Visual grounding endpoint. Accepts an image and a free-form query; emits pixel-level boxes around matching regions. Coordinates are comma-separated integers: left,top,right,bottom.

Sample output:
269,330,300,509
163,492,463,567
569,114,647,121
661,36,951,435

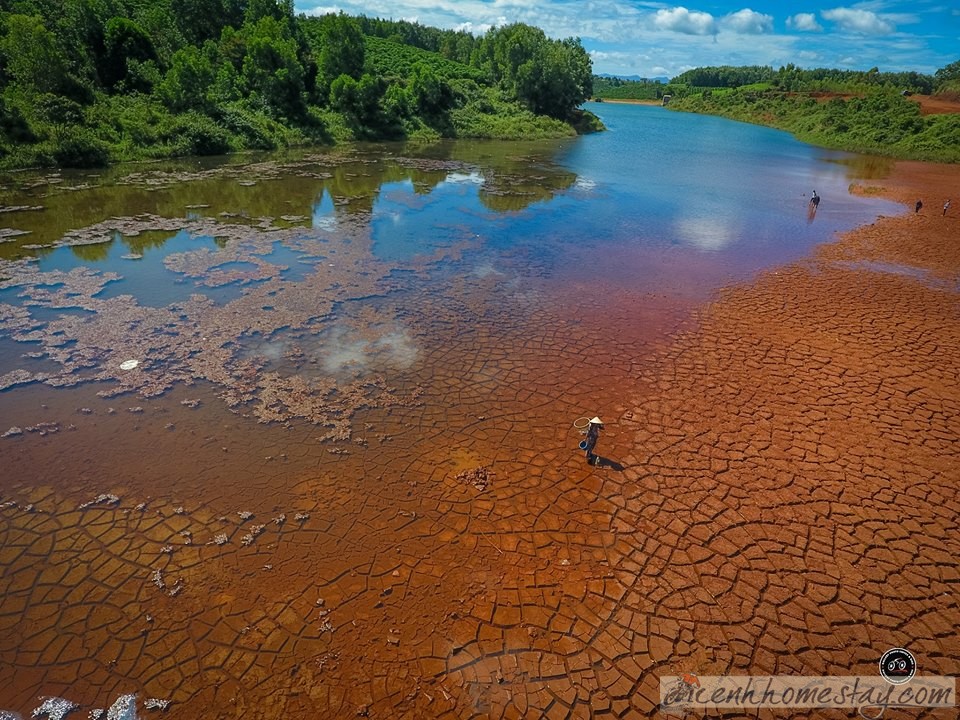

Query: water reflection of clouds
320,325,418,376
674,215,738,251
471,260,504,278
312,191,337,231
441,171,485,186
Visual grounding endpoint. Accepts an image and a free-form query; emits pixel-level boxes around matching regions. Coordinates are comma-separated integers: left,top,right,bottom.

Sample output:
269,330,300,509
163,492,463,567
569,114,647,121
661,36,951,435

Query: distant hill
592,75,677,101
596,73,670,84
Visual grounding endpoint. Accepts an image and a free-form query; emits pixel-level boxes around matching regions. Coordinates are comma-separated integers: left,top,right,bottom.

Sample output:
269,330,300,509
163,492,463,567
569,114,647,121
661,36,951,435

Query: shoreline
604,157,960,707
591,98,663,106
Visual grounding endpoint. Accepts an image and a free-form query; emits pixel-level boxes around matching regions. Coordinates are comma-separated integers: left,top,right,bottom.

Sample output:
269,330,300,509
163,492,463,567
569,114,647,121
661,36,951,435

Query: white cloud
456,20,494,33
652,7,717,36
304,5,342,16
293,1,946,77
787,13,823,32
821,8,895,35
722,9,773,34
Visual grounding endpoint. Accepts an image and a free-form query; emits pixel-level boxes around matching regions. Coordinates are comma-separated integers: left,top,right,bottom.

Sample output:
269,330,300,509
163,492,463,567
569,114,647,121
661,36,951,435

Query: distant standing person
945,199,951,216
915,199,923,213
584,417,603,466
810,190,820,209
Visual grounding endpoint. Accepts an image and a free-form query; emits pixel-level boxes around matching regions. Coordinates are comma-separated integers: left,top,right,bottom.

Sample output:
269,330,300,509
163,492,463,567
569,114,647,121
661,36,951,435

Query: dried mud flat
1,159,959,719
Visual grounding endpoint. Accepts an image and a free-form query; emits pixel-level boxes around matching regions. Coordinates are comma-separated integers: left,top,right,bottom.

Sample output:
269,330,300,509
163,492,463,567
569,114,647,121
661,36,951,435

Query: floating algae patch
0,204,444,433
261,242,321,282
38,229,234,308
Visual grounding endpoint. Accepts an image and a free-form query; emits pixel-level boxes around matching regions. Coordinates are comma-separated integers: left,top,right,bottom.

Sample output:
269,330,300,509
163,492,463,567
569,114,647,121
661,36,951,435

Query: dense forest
592,61,960,162
0,0,599,169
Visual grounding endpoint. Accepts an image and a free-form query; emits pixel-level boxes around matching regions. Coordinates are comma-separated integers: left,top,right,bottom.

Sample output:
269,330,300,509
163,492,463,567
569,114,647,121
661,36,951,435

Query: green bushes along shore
593,62,960,163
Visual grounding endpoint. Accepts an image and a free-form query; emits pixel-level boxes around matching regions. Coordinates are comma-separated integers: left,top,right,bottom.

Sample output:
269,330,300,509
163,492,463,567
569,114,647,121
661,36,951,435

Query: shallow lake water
0,104,903,717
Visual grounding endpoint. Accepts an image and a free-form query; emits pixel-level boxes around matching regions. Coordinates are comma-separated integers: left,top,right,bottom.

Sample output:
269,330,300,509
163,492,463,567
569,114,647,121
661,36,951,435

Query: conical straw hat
590,417,603,425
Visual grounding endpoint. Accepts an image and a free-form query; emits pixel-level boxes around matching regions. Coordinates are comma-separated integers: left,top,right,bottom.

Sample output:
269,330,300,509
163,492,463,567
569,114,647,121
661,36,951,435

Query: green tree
169,0,239,46
316,14,364,94
245,0,294,26
382,81,411,124
329,72,387,134
935,60,960,92
36,92,83,139
159,45,216,111
0,94,36,146
102,16,158,89
410,62,452,115
356,73,385,123
241,16,304,116
0,14,72,95
329,72,360,115
481,23,591,119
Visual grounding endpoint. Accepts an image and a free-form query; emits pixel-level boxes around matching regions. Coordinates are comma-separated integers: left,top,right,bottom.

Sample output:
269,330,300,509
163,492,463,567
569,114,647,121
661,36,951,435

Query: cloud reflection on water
320,325,419,376
673,214,740,251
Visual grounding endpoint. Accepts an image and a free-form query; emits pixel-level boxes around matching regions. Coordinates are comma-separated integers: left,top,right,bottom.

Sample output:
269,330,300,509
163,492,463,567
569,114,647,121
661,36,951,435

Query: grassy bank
668,86,960,163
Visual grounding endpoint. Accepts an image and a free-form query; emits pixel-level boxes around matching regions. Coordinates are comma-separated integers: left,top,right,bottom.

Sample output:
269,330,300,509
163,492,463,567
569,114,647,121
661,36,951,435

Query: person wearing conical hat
584,417,603,466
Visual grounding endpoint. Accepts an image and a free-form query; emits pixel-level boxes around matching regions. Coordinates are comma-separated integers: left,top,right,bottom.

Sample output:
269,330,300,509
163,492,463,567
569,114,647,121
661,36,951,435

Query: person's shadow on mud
592,455,625,472
578,417,626,472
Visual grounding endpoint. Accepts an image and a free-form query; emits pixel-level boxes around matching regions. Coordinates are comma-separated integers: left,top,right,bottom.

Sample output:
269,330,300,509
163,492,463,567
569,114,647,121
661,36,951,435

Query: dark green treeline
0,0,599,169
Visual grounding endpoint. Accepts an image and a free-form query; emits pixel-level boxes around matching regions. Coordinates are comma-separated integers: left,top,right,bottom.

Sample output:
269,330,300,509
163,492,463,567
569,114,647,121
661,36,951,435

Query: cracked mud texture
1,157,959,719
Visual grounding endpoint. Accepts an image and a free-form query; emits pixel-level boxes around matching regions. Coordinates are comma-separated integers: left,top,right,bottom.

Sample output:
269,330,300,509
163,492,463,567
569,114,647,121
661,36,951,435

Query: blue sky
294,1,960,79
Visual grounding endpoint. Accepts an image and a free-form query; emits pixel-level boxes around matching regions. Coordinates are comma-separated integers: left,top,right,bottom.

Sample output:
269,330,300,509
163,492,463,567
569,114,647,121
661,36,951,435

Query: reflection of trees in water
2,141,580,260
68,240,111,263
827,153,895,180
315,144,577,217
59,230,196,262
478,169,577,212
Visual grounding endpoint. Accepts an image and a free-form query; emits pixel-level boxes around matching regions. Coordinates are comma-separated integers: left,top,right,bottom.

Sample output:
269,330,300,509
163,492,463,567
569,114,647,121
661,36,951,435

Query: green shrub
451,91,574,139
0,95,38,144
161,112,231,156
217,103,280,149
52,126,110,167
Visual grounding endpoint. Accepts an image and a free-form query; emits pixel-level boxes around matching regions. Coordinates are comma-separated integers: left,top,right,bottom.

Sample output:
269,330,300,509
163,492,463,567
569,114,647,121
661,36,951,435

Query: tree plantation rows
0,0,597,168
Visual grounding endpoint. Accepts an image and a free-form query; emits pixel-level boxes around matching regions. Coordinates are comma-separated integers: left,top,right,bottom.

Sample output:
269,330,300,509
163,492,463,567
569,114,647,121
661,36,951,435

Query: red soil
909,94,960,116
